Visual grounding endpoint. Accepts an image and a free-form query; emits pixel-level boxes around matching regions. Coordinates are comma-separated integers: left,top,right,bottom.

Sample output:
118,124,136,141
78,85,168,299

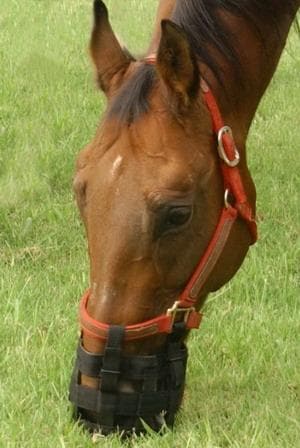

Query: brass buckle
166,301,196,327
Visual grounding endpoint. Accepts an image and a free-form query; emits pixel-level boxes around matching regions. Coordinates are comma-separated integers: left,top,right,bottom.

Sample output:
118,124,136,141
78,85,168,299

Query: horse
69,0,300,435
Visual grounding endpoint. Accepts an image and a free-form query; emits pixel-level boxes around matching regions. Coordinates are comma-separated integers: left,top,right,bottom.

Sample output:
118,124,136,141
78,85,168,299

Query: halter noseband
69,56,257,434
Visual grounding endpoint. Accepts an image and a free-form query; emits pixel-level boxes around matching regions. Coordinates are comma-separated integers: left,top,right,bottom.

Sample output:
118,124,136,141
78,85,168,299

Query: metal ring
224,189,230,208
217,126,240,167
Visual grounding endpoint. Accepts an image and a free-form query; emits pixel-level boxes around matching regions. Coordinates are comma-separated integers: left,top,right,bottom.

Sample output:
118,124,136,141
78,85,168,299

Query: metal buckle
167,301,196,327
217,126,240,167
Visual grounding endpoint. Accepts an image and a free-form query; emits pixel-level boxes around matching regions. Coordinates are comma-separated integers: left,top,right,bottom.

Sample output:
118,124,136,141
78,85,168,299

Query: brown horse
69,0,300,435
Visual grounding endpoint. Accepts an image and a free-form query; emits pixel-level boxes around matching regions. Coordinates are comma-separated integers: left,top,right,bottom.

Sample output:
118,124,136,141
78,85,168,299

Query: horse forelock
107,64,157,125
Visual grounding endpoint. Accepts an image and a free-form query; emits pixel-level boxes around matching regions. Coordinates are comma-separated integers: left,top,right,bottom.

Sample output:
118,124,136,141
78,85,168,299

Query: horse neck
200,3,299,138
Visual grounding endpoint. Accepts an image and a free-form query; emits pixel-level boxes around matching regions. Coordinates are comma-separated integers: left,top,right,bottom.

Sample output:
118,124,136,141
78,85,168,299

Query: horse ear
90,0,133,95
156,20,200,109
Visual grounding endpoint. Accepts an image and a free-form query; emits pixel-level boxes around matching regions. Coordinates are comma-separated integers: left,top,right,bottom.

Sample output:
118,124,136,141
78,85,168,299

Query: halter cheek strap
200,79,257,241
78,64,257,341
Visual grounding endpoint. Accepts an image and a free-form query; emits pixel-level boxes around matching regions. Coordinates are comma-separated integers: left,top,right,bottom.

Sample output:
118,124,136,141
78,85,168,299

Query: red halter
79,58,257,342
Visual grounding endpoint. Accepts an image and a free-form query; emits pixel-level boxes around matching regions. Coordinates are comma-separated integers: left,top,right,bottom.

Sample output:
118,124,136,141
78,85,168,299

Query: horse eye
166,206,192,227
155,205,192,238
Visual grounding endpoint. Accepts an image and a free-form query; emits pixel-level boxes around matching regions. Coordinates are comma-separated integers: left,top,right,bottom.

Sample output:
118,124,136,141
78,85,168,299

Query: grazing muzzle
69,325,188,435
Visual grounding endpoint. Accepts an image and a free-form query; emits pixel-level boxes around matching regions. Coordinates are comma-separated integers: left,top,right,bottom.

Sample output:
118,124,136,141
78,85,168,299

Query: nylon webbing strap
98,325,124,431
73,386,170,415
167,325,187,415
77,343,102,377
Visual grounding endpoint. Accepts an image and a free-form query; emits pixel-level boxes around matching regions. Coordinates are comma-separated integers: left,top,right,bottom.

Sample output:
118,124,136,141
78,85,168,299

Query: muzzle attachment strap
98,325,124,431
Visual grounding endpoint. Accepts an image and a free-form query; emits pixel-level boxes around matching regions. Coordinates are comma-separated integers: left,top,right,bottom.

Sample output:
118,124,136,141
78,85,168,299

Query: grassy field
0,1,299,447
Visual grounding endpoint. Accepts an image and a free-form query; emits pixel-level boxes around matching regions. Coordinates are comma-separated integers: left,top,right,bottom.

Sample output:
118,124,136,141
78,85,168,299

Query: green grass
0,1,299,447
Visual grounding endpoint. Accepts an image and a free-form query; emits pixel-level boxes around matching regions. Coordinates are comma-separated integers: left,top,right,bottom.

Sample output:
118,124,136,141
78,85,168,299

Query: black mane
108,0,298,124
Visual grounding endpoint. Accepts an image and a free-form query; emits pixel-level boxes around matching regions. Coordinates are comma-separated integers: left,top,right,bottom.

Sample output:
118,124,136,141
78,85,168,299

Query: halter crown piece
69,54,257,435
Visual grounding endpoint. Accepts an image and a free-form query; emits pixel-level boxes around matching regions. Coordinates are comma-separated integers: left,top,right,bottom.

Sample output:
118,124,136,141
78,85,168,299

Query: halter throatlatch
69,57,257,434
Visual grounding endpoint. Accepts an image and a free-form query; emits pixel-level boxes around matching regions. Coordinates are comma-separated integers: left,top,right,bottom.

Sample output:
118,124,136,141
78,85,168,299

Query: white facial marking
110,155,123,178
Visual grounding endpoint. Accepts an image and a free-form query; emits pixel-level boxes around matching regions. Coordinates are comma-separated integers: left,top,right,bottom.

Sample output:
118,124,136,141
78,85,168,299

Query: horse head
69,0,298,435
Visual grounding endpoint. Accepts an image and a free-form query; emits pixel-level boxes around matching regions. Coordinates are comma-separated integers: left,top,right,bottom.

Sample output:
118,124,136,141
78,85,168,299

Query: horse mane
108,0,298,124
